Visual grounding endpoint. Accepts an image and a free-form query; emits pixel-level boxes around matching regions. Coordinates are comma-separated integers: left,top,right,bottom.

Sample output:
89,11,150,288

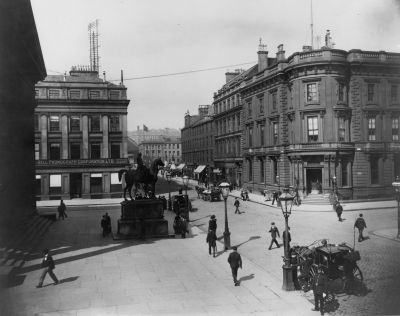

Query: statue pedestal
116,200,170,239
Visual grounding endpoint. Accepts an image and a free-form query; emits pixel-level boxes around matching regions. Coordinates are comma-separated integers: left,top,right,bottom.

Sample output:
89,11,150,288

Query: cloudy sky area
31,0,400,131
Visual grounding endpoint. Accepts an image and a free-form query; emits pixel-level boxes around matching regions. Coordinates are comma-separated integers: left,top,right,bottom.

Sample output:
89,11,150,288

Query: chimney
276,44,285,62
257,38,268,72
225,71,237,83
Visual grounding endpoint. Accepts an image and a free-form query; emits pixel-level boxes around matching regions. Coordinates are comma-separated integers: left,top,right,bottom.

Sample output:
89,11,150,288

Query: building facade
138,136,182,166
34,68,130,200
239,42,400,199
181,105,214,181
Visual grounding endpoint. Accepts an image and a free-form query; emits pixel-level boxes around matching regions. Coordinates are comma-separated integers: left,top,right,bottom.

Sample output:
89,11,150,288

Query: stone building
138,136,181,166
239,38,400,199
0,0,46,227
34,67,130,200
181,105,214,181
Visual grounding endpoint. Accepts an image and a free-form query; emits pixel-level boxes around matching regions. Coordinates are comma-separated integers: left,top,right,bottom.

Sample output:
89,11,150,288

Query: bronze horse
118,158,165,200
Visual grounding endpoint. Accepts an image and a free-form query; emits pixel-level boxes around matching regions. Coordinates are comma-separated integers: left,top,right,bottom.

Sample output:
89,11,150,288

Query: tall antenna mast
88,19,100,72
310,0,314,49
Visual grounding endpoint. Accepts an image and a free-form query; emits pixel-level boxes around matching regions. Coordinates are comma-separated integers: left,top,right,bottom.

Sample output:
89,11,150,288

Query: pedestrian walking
311,265,328,316
354,213,367,242
57,199,68,220
335,203,343,222
208,215,217,233
101,215,107,237
104,212,111,235
272,190,282,206
282,226,291,250
36,249,59,288
180,213,188,238
234,198,241,214
206,229,217,257
268,222,280,250
228,246,242,286
173,215,181,235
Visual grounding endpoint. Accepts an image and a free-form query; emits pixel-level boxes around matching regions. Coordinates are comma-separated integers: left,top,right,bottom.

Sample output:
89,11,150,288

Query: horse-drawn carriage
291,239,363,293
197,186,221,202
172,194,192,216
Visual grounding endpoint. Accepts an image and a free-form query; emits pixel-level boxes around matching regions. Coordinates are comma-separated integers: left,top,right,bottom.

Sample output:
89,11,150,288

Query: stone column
41,174,49,200
81,172,91,198
102,115,109,158
82,115,89,159
62,173,70,199
103,172,111,198
40,114,48,159
61,115,68,159
122,114,128,158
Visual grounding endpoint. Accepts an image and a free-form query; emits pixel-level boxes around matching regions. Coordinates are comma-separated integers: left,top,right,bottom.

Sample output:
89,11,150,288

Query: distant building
127,137,139,164
129,127,180,144
138,136,182,166
181,105,214,182
34,68,130,200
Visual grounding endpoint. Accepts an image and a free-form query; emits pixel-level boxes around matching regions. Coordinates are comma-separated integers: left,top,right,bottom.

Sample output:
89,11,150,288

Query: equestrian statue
118,153,165,201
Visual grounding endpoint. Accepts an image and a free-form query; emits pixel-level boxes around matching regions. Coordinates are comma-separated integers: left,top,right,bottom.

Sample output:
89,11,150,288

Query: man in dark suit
268,222,280,250
354,213,367,242
312,265,328,316
37,249,59,288
227,246,242,286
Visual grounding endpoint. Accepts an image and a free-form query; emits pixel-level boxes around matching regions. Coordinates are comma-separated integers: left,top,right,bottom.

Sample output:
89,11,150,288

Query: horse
118,158,165,200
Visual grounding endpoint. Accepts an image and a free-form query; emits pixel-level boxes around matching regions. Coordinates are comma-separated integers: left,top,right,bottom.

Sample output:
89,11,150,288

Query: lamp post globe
166,172,172,211
219,182,231,250
392,176,400,238
279,187,295,291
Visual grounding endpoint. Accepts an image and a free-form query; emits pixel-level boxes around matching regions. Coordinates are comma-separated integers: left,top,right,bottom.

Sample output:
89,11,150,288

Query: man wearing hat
227,246,242,286
354,213,367,242
208,215,217,233
312,265,328,315
37,249,59,288
268,222,280,250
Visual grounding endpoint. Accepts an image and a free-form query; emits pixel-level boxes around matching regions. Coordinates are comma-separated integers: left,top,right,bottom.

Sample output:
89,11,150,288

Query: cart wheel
353,265,363,281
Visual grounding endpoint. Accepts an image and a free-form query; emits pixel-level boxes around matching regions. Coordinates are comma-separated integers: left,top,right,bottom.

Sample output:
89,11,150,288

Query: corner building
34,68,130,200
240,44,400,200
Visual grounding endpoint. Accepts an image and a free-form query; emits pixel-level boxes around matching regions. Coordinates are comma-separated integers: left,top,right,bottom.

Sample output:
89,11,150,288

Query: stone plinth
116,199,170,239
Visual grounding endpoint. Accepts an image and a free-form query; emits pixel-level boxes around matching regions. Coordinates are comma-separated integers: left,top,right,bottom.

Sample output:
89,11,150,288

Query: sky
31,0,400,131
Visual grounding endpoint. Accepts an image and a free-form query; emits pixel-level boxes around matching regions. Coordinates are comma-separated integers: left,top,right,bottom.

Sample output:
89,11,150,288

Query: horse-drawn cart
291,239,363,293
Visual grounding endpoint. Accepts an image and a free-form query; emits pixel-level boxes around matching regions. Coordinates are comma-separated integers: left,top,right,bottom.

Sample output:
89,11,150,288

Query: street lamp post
183,175,189,221
276,175,280,192
219,182,231,250
392,176,400,239
166,172,172,211
279,187,295,291
332,175,337,195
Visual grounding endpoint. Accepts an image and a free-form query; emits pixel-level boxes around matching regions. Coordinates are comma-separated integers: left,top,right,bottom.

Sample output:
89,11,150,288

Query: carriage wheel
353,265,363,281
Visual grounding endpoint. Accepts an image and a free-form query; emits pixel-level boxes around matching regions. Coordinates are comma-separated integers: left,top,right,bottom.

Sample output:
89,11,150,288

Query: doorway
306,168,322,194
70,173,82,198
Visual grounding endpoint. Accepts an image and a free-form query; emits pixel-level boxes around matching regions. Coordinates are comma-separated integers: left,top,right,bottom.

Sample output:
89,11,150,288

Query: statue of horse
118,158,165,200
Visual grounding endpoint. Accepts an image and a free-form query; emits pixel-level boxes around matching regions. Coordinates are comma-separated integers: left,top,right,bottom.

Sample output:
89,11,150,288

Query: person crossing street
268,222,280,250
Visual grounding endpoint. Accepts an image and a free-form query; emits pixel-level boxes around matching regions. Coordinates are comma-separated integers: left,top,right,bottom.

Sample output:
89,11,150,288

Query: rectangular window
35,143,40,160
69,90,81,99
391,85,398,103
111,143,120,158
307,116,319,142
109,115,120,132
90,143,101,159
49,115,60,132
109,90,120,100
260,125,265,146
249,127,253,147
368,117,376,141
272,91,277,110
370,156,379,184
35,89,39,97
392,117,399,141
89,90,101,99
367,84,374,102
49,143,60,160
260,159,264,183
247,102,252,117
273,159,278,183
248,159,253,181
342,160,348,187
110,173,121,193
34,114,39,131
48,89,60,99
49,174,62,195
306,83,318,102
273,123,279,145
338,117,345,142
70,115,80,132
259,98,264,113
90,116,101,131
338,83,345,102
70,143,81,159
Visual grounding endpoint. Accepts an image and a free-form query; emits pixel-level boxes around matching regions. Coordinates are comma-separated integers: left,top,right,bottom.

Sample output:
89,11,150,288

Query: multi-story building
239,36,400,199
138,136,181,166
181,105,214,181
213,69,258,187
34,67,130,200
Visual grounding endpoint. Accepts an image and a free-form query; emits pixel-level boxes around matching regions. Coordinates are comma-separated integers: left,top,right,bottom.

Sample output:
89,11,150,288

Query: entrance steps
0,214,54,287
301,193,331,205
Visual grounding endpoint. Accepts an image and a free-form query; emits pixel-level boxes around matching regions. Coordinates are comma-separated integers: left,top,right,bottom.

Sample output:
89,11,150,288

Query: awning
176,163,186,170
213,168,222,174
194,165,206,173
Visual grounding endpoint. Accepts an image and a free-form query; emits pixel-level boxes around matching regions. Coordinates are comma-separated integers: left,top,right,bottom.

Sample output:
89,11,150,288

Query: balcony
287,142,354,152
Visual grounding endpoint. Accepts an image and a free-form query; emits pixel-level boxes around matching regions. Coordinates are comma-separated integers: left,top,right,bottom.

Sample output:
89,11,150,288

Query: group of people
173,213,189,238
